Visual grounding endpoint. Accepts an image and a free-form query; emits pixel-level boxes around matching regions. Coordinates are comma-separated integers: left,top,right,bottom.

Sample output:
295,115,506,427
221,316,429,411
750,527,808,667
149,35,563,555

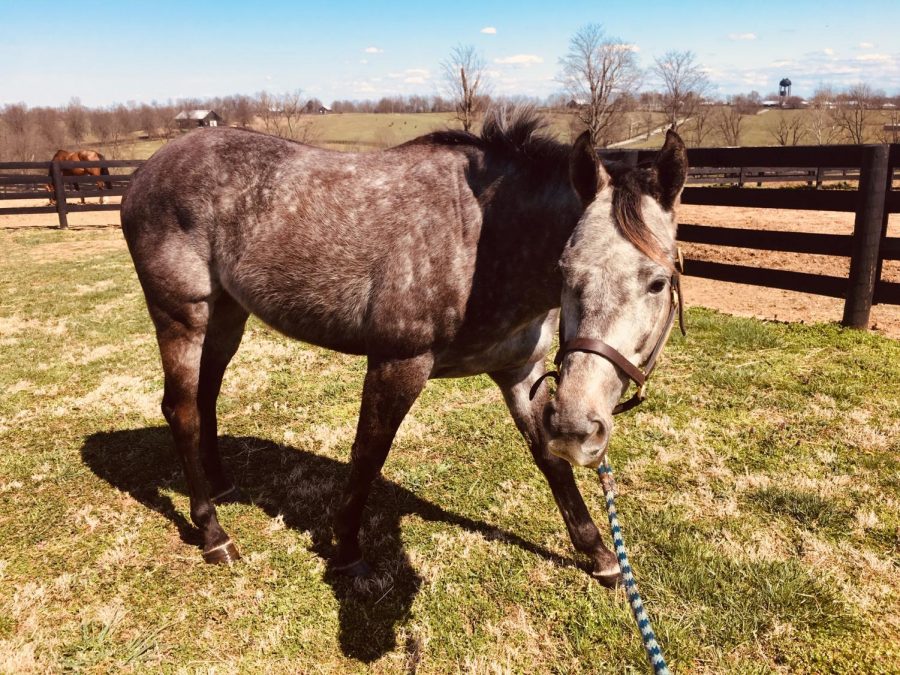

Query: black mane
411,106,569,164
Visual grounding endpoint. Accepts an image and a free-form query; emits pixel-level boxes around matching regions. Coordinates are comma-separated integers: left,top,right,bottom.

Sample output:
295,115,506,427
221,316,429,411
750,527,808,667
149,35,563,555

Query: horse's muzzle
543,401,611,468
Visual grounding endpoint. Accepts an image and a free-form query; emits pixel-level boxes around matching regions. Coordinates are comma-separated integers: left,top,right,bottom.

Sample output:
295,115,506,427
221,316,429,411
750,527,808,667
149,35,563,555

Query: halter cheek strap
529,269,685,415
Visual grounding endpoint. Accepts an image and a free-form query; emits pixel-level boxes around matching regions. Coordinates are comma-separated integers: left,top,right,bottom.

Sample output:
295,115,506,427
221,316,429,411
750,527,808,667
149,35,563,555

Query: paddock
1,141,899,671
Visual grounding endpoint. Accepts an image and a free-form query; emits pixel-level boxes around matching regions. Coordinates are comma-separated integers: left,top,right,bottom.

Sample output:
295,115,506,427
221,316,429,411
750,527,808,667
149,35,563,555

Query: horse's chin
547,438,607,469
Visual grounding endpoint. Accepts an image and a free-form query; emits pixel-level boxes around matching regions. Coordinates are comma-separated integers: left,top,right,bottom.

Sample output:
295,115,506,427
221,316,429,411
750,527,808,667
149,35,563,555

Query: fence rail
0,159,142,227
603,143,900,328
2,144,899,328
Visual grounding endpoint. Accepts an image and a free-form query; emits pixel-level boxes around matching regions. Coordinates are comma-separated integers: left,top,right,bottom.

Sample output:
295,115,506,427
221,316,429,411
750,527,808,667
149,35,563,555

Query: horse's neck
475,167,580,314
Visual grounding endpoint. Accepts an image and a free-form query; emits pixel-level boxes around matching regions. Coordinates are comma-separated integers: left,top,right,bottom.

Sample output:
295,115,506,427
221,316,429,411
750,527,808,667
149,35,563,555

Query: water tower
779,78,792,107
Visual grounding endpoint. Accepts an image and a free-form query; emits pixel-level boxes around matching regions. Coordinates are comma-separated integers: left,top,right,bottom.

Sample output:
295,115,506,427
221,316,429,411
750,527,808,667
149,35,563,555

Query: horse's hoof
592,560,623,589
332,558,374,578
211,485,243,505
202,539,241,564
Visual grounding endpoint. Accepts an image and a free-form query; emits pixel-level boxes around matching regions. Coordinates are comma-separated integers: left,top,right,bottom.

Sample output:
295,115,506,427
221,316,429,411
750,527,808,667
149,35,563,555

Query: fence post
842,144,889,328
50,161,68,229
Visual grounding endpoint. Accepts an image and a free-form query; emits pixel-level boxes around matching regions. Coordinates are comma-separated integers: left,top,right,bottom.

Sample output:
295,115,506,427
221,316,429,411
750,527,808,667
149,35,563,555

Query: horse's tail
97,152,113,191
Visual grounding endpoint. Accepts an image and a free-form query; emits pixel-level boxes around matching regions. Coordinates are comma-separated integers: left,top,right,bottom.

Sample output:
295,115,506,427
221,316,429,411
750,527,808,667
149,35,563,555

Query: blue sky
2,0,898,107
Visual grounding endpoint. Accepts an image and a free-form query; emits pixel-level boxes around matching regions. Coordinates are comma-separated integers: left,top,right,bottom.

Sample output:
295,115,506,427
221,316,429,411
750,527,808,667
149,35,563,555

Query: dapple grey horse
121,109,687,586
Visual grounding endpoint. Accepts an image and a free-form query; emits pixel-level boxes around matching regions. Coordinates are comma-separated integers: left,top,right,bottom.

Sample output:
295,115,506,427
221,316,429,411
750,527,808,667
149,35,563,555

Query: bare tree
830,83,875,144
653,50,710,131
683,103,714,147
232,95,254,127
806,87,838,144
280,89,305,138
64,97,89,145
255,91,280,135
1,104,37,159
558,24,641,147
715,105,744,146
89,109,113,146
883,108,900,144
32,107,66,154
442,45,487,132
769,111,806,146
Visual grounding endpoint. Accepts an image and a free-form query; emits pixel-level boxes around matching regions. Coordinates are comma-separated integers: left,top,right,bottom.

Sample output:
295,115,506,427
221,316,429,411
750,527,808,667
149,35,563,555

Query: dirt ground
2,198,899,339
678,205,900,339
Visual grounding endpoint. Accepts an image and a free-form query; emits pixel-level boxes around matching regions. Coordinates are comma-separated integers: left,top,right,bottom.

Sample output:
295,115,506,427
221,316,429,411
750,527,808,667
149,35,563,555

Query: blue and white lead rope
597,460,671,675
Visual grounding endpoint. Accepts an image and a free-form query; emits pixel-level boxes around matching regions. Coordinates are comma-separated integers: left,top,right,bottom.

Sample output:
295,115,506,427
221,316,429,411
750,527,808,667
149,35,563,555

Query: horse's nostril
593,418,610,448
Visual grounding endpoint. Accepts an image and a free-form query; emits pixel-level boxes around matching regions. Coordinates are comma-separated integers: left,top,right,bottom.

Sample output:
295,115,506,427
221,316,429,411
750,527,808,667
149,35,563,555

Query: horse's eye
648,278,667,295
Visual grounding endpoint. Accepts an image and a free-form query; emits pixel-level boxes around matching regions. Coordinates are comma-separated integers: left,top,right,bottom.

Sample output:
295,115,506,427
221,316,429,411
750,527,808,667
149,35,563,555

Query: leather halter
530,259,686,415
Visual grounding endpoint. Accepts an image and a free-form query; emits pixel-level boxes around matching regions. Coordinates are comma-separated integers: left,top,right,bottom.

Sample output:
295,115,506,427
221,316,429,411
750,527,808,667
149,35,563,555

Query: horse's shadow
80,428,579,663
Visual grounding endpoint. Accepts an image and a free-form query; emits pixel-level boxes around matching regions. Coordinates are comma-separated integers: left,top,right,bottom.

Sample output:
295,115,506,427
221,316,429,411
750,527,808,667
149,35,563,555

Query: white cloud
363,46,383,54
494,54,543,66
351,80,377,93
612,43,640,52
480,26,497,35
728,32,757,41
859,42,875,49
855,53,891,63
823,48,835,56
387,68,432,85
359,59,368,65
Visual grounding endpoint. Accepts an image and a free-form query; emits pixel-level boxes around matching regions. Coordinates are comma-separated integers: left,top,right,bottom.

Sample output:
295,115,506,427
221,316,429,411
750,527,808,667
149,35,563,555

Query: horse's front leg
491,360,622,586
333,352,433,575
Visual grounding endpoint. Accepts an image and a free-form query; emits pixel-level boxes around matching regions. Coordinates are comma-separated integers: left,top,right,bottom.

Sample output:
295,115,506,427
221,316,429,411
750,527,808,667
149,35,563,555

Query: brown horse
121,108,687,588
48,149,113,204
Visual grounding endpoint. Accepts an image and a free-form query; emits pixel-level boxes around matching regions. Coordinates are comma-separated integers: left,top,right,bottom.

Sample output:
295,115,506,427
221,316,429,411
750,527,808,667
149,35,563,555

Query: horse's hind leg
491,361,622,587
198,292,249,503
151,294,240,564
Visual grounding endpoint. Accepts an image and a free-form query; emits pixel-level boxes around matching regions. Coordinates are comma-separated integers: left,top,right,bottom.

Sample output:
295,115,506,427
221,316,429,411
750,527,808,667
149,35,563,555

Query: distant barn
175,110,224,130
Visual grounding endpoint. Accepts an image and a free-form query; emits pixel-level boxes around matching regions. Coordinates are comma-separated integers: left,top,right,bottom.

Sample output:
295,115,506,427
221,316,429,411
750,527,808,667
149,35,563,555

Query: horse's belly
220,264,371,354
432,312,557,378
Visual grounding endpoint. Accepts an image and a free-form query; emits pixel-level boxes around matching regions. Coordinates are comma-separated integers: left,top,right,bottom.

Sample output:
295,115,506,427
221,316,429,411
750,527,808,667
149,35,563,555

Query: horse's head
543,130,688,468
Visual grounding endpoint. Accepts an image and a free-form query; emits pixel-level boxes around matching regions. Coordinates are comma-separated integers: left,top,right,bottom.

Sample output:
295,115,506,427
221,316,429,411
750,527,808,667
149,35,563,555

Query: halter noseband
530,258,686,415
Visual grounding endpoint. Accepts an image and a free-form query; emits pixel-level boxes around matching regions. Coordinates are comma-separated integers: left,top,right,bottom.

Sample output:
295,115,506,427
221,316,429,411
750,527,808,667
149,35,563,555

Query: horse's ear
569,131,609,205
655,129,688,211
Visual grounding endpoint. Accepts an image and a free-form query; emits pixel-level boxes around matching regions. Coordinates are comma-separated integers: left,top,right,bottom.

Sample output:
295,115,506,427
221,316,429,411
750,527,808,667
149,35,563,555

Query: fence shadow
80,428,577,663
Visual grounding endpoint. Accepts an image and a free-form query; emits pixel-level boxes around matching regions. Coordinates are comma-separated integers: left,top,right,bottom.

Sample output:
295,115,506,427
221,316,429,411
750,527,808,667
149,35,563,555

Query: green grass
98,110,666,160
623,107,900,149
1,227,898,673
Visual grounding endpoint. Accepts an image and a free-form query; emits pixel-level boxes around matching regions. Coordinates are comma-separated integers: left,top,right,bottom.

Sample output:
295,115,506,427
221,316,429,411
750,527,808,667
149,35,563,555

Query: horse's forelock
611,168,675,271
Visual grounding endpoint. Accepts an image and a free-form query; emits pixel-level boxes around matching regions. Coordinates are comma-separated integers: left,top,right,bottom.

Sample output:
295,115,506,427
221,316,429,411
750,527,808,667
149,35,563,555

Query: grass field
89,107,898,161
94,110,668,159
1,226,898,673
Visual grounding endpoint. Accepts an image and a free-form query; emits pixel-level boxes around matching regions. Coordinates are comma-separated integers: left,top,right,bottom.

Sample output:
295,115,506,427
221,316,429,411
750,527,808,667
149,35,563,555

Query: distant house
761,99,780,108
318,105,332,115
566,98,586,109
175,110,224,130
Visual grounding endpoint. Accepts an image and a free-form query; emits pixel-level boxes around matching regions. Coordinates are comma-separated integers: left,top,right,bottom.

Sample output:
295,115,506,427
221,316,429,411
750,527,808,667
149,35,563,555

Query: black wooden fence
2,145,899,328
0,159,142,229
602,144,900,328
